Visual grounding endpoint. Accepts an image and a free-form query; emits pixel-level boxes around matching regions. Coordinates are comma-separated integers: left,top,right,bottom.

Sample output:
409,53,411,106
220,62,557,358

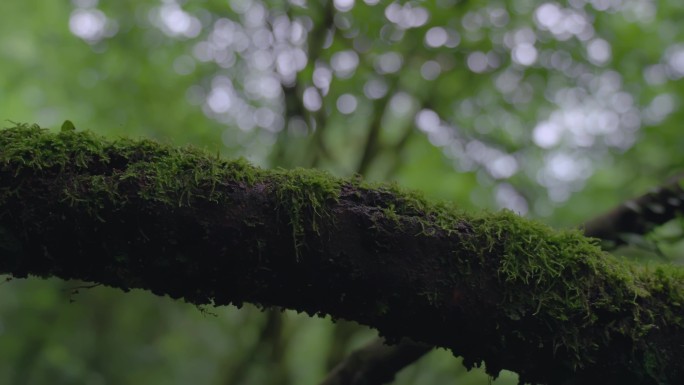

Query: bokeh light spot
336,94,358,114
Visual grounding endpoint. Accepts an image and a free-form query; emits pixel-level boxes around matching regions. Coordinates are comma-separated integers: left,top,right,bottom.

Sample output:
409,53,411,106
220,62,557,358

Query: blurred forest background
1,0,684,384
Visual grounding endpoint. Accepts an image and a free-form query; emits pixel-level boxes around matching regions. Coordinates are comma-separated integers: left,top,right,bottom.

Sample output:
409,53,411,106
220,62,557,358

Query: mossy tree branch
1,124,683,384
326,173,684,385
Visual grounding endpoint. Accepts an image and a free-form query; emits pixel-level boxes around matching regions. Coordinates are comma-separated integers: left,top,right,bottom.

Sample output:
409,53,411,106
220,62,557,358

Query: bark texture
1,124,683,384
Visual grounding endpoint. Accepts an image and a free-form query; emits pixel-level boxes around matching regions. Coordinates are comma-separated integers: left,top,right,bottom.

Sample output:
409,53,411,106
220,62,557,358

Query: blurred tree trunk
1,124,682,385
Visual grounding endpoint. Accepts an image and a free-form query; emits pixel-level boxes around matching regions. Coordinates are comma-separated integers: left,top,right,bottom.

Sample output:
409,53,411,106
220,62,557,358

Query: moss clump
0,123,106,172
457,209,683,382
0,123,263,211
271,167,342,260
349,179,468,237
0,123,342,261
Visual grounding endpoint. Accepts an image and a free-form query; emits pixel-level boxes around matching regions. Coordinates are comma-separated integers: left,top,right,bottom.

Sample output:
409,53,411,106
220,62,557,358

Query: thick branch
330,174,684,385
1,124,683,384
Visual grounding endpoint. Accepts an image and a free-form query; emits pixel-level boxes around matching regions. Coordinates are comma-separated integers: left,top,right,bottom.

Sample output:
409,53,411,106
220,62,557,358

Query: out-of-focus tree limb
583,173,684,246
319,338,431,385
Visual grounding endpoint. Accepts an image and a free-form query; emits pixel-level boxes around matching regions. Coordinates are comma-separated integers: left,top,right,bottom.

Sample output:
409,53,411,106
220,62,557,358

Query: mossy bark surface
1,124,683,384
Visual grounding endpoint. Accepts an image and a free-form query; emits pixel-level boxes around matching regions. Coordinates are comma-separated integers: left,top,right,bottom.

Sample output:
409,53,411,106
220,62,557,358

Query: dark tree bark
1,124,683,385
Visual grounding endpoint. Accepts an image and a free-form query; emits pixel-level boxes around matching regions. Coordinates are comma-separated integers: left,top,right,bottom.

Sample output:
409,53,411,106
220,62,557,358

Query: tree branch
583,173,684,246
319,338,431,385
1,124,683,385
325,173,684,385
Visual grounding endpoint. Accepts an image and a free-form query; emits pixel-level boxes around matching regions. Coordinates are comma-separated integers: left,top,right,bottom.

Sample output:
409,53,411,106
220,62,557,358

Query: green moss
325,178,683,379
354,180,466,237
0,123,106,172
457,209,684,379
60,120,76,132
270,167,341,260
0,123,343,261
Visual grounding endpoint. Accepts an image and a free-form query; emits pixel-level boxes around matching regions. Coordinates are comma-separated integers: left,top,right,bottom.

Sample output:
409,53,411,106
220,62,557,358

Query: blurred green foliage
1,0,684,383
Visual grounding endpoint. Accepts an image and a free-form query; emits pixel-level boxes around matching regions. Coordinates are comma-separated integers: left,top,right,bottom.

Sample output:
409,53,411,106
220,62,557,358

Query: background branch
583,173,684,246
319,338,431,385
